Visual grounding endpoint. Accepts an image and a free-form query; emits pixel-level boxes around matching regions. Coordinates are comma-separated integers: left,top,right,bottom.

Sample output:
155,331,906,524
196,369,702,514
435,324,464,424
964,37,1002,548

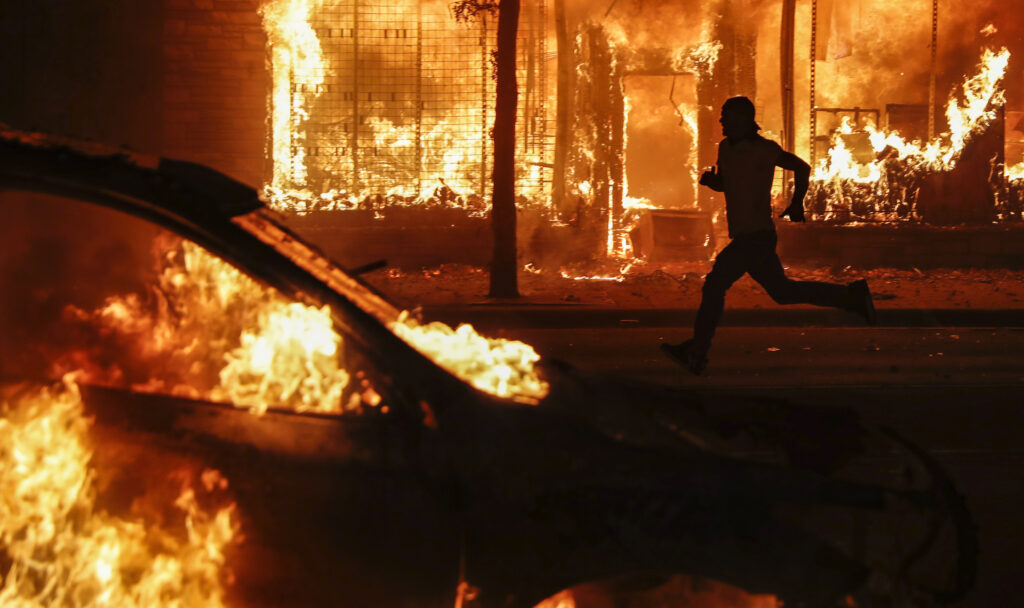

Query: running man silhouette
661,96,875,375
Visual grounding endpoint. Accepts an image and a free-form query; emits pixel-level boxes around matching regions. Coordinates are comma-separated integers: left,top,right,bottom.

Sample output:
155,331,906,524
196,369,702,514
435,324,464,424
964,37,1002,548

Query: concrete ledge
777,223,1024,269
285,210,1024,270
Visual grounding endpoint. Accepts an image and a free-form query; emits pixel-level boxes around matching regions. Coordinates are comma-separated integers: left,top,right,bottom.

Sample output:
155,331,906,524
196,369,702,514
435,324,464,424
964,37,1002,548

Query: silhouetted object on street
662,97,876,375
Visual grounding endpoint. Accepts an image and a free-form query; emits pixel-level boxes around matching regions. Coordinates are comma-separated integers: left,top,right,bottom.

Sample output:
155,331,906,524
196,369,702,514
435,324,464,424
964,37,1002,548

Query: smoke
938,0,1024,103
0,191,165,381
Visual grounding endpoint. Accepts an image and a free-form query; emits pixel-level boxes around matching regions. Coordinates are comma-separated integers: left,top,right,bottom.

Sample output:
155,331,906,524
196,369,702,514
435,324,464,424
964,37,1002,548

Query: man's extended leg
749,244,876,323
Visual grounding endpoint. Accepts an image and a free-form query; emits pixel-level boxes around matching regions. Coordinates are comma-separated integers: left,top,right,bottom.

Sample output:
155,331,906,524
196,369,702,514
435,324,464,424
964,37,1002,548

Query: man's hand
779,201,805,222
699,166,723,192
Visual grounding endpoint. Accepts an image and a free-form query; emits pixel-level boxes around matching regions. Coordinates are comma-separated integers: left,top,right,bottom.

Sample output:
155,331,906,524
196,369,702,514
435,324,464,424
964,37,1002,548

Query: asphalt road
499,326,1024,388
493,325,1024,608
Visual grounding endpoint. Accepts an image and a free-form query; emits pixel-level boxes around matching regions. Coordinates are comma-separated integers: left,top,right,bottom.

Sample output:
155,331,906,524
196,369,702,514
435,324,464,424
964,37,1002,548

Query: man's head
720,96,760,139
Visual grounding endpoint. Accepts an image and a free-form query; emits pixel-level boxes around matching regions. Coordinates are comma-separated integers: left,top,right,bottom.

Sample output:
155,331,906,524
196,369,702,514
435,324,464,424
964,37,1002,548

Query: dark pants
693,230,850,352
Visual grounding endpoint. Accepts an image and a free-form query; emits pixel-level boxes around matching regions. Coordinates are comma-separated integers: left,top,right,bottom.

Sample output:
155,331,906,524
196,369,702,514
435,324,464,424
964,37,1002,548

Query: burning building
262,0,554,212
243,0,1024,268
4,0,1022,269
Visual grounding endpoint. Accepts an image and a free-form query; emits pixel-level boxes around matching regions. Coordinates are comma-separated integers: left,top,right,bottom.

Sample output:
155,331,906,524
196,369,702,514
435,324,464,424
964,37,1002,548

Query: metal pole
352,0,360,194
481,15,489,200
415,0,423,194
809,0,818,170
928,0,938,139
781,0,796,200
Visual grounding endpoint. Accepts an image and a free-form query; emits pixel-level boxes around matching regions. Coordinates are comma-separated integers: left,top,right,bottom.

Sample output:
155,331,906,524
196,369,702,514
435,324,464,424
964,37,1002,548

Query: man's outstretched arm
775,151,810,222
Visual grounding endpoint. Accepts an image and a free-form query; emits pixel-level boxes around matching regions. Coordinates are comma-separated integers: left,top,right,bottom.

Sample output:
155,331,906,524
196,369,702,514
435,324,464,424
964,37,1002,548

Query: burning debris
809,47,1013,222
0,378,236,606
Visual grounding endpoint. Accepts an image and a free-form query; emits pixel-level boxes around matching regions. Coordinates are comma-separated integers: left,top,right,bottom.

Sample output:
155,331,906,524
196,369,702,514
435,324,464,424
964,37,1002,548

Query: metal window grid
280,0,553,204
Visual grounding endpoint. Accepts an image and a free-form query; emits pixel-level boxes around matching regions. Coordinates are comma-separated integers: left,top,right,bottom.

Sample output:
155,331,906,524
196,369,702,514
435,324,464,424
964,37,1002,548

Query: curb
420,307,1024,329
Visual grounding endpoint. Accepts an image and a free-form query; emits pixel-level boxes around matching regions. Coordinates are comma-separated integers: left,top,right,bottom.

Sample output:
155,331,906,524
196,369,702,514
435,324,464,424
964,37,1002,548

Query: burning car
0,127,974,608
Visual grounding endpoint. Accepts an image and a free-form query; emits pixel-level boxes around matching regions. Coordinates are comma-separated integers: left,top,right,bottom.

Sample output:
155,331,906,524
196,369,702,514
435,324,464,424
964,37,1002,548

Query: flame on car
391,310,548,404
0,376,236,606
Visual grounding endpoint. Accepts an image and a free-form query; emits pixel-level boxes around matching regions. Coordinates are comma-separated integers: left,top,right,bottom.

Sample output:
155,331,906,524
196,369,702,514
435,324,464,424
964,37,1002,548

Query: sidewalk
363,262,1024,328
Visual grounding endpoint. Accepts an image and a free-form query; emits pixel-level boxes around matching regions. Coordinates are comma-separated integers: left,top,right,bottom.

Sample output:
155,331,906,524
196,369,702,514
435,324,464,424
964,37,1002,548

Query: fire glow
392,310,549,404
61,240,355,416
0,378,235,606
260,0,551,213
60,237,548,409
810,47,1012,220
259,0,1023,280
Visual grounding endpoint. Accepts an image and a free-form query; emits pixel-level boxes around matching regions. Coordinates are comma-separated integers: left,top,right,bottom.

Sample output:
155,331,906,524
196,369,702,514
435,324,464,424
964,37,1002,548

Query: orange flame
61,240,355,415
260,0,551,214
261,0,325,198
1007,161,1024,182
0,377,236,606
812,48,1011,219
391,311,548,404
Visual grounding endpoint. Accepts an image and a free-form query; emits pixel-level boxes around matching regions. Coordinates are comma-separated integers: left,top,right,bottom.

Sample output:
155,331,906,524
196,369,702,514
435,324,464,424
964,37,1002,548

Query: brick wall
0,3,163,152
163,0,268,187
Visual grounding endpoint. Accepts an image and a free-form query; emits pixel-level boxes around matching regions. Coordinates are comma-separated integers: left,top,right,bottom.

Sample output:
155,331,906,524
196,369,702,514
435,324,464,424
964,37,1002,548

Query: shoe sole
660,343,708,376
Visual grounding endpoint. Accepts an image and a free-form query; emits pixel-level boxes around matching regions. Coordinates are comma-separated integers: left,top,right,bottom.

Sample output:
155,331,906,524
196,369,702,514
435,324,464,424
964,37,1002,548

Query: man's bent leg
750,248,848,308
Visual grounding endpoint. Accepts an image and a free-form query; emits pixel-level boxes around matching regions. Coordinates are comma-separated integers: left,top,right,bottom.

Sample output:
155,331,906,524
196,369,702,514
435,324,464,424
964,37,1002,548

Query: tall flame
811,48,1011,219
261,0,325,194
0,378,236,606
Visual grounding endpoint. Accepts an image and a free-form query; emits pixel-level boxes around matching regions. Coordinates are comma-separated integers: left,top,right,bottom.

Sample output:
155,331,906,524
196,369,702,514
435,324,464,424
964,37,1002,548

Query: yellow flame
64,234,550,412
671,40,723,74
261,0,325,193
260,0,551,214
63,240,354,415
1007,161,1024,182
813,48,1011,218
391,311,548,404
214,302,350,415
559,261,635,283
0,378,236,606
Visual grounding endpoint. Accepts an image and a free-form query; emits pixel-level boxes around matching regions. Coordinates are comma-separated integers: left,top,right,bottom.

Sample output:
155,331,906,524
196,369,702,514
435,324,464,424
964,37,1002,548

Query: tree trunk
552,0,571,218
489,0,520,298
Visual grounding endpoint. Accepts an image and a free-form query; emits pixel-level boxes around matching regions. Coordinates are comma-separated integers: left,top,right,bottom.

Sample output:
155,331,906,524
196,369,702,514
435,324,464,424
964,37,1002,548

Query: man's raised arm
775,151,810,222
